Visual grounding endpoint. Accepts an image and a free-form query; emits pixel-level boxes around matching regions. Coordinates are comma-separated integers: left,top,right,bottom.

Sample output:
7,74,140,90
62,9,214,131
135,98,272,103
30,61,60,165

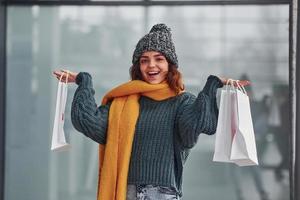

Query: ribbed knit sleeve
176,75,224,149
71,72,110,144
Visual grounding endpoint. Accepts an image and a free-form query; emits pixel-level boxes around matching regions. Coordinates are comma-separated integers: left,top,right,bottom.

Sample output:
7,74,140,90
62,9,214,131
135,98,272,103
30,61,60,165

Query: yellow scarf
97,80,181,200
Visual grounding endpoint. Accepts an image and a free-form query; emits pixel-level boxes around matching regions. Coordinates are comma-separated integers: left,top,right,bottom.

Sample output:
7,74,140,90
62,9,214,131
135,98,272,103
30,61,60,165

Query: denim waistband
126,184,180,200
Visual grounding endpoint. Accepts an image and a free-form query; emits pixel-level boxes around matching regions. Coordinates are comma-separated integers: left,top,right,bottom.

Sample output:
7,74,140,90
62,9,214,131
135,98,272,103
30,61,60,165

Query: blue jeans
126,184,180,200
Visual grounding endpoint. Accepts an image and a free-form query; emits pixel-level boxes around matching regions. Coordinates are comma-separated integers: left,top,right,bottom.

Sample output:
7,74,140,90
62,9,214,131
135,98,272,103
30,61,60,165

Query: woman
53,23,250,200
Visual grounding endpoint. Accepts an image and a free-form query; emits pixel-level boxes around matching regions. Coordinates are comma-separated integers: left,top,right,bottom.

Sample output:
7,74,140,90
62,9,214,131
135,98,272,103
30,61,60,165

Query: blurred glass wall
5,5,289,200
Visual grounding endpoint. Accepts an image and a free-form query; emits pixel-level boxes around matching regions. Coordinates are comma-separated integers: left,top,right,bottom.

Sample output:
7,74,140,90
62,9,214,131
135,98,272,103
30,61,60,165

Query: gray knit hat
132,23,178,68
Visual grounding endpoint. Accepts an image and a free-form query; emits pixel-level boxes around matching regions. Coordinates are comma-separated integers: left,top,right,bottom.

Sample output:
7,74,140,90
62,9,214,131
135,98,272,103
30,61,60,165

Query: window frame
0,1,297,200
0,0,6,199
2,0,291,6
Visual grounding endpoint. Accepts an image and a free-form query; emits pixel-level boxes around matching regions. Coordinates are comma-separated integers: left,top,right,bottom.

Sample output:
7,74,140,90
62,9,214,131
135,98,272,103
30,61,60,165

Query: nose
149,59,156,68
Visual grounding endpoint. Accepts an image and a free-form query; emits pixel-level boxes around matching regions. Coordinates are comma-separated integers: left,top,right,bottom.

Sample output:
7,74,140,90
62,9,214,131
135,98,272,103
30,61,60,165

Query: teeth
148,72,159,75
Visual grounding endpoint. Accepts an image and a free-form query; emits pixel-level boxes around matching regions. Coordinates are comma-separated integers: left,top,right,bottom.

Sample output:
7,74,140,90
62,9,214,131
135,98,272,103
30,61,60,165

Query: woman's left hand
218,77,251,87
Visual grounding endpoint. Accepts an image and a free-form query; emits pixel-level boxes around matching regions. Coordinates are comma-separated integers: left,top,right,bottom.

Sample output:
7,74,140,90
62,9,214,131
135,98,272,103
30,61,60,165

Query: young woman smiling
53,23,250,200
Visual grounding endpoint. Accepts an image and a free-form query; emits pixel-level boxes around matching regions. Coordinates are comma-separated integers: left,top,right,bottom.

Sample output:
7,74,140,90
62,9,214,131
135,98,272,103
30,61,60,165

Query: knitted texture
132,23,179,67
71,72,224,197
98,80,182,200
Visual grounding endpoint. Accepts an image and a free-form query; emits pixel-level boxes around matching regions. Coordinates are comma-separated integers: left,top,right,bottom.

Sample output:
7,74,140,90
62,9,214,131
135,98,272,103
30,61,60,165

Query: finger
236,80,249,86
241,80,250,86
54,71,63,76
54,69,63,73
54,72,61,77
60,70,67,76
55,73,61,78
61,69,70,74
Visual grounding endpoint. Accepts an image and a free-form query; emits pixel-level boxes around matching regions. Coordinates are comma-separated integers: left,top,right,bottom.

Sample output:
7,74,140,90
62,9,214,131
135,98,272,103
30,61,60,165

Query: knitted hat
132,23,178,68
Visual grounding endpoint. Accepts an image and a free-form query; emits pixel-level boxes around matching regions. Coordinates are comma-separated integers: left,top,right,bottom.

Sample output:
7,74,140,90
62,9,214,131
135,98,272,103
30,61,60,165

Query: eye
156,57,165,61
140,59,148,64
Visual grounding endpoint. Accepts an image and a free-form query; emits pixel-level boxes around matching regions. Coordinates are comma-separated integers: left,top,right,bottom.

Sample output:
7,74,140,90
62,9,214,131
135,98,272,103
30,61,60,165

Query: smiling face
139,51,169,84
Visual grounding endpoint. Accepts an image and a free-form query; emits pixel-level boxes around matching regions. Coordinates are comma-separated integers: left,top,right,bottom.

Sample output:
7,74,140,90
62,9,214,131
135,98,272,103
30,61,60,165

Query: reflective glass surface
6,5,289,200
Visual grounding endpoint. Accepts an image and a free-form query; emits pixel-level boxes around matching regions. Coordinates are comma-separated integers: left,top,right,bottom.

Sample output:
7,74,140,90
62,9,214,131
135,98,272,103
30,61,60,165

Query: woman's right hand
53,69,78,83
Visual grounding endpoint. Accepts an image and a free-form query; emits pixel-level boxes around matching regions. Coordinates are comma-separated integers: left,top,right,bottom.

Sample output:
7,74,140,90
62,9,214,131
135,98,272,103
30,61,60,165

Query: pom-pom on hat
132,23,178,68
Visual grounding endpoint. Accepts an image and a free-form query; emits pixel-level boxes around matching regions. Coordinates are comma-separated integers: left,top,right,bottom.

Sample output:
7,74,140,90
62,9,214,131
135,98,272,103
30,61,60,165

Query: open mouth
147,71,160,78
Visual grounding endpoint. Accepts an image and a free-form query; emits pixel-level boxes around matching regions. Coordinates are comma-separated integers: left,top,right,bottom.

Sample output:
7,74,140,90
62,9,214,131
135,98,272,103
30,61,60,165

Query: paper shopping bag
213,80,235,163
51,72,71,151
230,83,259,166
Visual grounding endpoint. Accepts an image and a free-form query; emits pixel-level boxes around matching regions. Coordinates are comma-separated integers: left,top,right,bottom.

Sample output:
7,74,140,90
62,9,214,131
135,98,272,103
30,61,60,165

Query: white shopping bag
230,82,259,166
213,80,258,166
51,72,71,151
213,80,235,163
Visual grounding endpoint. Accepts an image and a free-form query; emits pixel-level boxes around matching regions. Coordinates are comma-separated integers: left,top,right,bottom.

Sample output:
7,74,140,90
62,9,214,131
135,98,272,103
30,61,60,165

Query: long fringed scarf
97,80,182,200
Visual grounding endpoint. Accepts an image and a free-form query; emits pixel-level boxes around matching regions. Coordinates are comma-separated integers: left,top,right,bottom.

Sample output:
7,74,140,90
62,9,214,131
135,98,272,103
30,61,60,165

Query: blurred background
3,2,289,200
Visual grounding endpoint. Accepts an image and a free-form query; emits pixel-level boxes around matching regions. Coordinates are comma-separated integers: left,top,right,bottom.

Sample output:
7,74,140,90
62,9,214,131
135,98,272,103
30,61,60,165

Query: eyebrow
140,53,164,58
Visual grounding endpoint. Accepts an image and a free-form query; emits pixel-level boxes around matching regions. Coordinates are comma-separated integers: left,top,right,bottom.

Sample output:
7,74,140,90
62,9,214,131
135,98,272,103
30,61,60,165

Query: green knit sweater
71,72,224,197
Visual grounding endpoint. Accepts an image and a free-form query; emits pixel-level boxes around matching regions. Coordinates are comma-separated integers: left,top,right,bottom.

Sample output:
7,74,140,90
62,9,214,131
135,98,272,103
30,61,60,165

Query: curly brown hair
129,62,185,95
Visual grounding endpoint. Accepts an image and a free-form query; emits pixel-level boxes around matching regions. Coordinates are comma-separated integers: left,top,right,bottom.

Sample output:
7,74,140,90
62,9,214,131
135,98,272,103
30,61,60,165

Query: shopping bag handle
224,79,248,95
225,78,235,91
235,80,247,95
59,71,70,84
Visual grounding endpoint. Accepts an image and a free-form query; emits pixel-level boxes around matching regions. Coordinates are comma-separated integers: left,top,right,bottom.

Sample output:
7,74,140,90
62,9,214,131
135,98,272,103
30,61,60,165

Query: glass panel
6,6,144,200
6,4,289,200
148,5,289,200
